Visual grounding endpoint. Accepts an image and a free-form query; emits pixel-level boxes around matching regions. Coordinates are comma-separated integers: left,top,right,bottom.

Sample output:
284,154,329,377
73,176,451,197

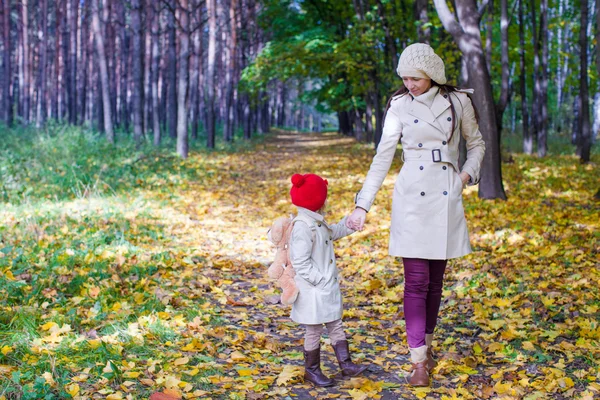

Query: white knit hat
397,43,447,85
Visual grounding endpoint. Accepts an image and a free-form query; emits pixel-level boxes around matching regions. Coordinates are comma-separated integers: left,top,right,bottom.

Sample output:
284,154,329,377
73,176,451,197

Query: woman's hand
459,171,471,187
346,207,367,231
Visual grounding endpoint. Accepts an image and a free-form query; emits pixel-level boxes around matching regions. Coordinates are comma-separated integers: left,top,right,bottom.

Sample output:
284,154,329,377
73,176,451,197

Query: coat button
418,143,423,147
442,140,447,145
443,94,448,98
443,166,447,170
325,240,329,244
443,191,448,195
329,236,332,240
447,117,452,121
420,192,425,196
330,259,333,264
419,166,424,170
414,119,418,123
317,223,321,227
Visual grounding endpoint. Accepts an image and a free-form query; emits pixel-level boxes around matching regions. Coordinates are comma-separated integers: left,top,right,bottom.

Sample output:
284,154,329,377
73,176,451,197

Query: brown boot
408,346,429,387
332,340,368,377
408,361,430,387
425,334,437,372
304,348,334,387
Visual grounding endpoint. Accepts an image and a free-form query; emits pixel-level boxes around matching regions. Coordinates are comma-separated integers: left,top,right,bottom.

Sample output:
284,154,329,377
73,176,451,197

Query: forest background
0,0,599,399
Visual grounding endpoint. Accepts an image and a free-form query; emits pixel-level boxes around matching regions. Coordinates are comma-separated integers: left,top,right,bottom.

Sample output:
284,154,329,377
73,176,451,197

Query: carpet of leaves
0,130,599,399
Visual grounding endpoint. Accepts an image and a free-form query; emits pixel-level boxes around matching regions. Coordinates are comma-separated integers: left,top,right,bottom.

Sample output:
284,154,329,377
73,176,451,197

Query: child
287,173,367,387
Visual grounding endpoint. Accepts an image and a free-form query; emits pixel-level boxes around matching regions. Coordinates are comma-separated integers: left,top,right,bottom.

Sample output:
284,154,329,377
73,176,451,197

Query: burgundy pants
403,258,448,348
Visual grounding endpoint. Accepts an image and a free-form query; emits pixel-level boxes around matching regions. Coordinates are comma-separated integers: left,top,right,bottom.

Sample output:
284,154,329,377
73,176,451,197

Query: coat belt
401,148,459,171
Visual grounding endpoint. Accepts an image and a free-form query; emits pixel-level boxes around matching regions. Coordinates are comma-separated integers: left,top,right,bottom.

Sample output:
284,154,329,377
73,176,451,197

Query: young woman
346,43,485,387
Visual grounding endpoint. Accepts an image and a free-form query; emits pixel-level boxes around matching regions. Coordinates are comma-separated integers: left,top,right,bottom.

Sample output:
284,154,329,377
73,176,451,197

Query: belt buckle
432,149,442,162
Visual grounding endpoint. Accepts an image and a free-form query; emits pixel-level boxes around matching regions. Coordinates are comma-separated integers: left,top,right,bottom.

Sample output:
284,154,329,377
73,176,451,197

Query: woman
346,43,485,387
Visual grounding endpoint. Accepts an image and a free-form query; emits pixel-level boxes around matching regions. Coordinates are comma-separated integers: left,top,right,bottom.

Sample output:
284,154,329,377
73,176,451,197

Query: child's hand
347,207,367,231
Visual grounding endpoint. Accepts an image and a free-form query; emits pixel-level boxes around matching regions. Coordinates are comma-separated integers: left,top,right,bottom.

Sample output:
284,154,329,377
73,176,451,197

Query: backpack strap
288,215,317,246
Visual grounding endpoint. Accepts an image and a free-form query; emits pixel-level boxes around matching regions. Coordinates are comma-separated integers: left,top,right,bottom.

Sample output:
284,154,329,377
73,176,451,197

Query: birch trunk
91,0,114,142
177,0,190,158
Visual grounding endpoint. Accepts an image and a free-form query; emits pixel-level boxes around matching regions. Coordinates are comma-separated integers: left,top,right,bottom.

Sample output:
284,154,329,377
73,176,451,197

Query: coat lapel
407,98,446,134
431,93,451,119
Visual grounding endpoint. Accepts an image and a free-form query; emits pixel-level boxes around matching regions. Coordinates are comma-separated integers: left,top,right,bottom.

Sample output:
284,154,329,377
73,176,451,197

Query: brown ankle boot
425,334,437,372
332,340,368,377
408,361,429,387
426,347,437,372
304,348,334,387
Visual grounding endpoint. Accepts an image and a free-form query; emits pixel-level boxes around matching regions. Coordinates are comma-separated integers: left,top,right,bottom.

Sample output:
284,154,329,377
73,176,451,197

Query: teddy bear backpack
266,215,315,305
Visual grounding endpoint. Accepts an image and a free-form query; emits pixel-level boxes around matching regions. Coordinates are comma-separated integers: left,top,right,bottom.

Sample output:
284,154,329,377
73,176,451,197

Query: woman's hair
383,81,479,142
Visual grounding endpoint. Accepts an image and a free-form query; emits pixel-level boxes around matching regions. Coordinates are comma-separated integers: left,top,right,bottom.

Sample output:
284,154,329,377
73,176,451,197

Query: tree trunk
118,5,130,132
485,0,493,74
579,0,592,162
20,0,31,123
91,0,114,142
68,0,78,124
537,0,548,157
519,0,531,153
206,0,217,147
2,0,12,126
79,0,91,125
167,0,177,138
130,0,144,143
151,2,161,145
177,0,190,157
223,0,237,142
189,6,200,142
338,110,351,135
36,0,48,127
433,0,507,200
494,0,510,137
414,0,430,43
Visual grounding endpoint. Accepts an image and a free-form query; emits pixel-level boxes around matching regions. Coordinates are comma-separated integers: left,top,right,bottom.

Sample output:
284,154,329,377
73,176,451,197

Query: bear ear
291,174,305,187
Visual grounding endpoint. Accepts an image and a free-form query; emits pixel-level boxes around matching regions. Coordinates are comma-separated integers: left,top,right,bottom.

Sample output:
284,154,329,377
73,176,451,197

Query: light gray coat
355,86,485,260
289,207,354,325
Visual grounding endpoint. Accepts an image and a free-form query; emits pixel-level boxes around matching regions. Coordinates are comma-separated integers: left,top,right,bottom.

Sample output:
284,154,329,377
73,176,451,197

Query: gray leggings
304,319,347,351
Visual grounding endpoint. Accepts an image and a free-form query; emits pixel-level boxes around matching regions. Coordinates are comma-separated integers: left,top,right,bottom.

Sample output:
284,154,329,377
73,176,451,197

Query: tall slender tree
1,0,11,126
519,0,531,153
36,0,49,127
177,0,190,158
150,1,161,145
167,0,177,138
206,0,217,148
130,0,144,143
69,0,78,124
579,0,592,162
91,0,114,142
21,0,30,123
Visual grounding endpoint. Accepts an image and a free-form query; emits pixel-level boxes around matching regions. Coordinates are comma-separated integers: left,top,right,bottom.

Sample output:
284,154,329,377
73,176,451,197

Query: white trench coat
289,207,354,325
355,86,485,260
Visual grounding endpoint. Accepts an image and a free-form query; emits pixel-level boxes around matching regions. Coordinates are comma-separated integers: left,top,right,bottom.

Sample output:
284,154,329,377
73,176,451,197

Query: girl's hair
383,81,479,142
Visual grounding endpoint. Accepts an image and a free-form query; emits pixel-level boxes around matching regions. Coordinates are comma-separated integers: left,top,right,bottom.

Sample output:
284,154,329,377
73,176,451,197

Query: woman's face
401,77,432,97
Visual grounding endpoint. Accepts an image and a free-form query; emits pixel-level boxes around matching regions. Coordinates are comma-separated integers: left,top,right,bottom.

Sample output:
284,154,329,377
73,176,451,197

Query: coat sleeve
459,95,486,185
329,217,355,241
355,100,404,211
289,221,325,286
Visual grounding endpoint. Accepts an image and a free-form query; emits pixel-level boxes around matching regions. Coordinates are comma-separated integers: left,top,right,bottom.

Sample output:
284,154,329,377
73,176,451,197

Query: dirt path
175,130,429,399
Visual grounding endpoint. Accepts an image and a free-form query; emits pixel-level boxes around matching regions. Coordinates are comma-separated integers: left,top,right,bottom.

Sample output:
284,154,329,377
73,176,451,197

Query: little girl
287,173,367,387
